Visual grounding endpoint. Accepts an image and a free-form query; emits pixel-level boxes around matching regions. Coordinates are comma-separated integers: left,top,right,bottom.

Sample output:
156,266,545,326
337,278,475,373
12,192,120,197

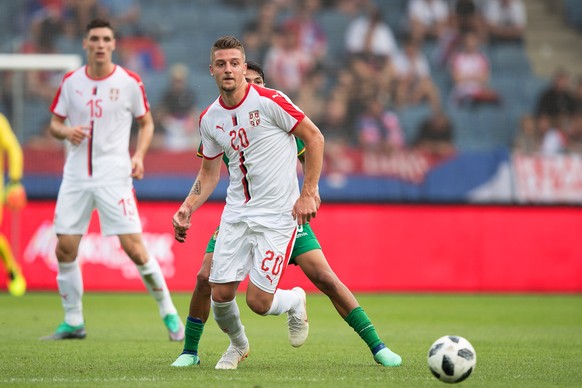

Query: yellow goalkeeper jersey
0,112,23,204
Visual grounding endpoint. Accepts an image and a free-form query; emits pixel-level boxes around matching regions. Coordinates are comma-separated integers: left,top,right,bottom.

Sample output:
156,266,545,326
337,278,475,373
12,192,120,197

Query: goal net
0,54,82,144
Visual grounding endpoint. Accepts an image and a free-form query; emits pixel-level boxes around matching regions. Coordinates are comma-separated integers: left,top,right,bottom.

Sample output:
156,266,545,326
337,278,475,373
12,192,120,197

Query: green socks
344,306,382,352
183,317,205,354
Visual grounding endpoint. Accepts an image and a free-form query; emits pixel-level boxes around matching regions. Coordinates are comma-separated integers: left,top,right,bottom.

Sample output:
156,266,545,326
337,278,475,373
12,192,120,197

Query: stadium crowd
2,0,582,163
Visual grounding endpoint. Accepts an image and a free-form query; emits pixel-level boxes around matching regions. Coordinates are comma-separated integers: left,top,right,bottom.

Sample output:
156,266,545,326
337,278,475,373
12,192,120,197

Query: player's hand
5,181,27,211
292,191,320,226
172,206,192,243
67,125,91,145
131,156,145,180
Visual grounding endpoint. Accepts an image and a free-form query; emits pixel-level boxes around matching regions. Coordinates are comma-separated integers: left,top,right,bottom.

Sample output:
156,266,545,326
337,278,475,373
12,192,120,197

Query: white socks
265,289,301,316
57,261,84,326
137,257,177,318
211,298,248,347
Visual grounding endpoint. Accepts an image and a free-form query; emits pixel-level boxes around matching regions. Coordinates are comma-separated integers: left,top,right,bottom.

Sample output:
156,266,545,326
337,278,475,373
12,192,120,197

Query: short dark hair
211,35,245,62
246,61,265,82
86,19,114,37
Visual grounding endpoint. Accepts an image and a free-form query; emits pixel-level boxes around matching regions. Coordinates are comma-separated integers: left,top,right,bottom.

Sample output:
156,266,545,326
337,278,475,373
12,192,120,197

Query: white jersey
50,65,149,185
200,84,304,226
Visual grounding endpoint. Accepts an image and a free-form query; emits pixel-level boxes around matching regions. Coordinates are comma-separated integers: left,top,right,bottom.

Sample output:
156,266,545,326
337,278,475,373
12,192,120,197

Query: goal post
0,54,82,142
0,54,82,71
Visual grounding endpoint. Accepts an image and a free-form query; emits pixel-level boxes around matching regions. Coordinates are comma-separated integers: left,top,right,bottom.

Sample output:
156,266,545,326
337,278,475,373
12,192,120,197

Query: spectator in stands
566,113,582,154
573,75,582,114
355,97,405,155
153,63,198,151
334,0,368,18
20,8,63,103
264,25,314,98
319,95,353,184
407,0,450,42
513,114,542,154
254,2,281,52
449,30,500,106
539,114,567,155
322,68,356,143
63,0,107,39
412,111,455,159
450,0,486,36
344,3,398,63
242,22,267,63
294,65,328,126
535,68,577,128
483,0,526,43
100,0,141,37
436,0,486,67
281,0,328,65
393,36,441,112
321,94,351,143
116,31,166,73
345,55,395,125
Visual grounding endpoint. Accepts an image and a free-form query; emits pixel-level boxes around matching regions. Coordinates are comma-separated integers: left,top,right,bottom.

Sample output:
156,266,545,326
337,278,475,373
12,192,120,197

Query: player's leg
41,183,91,340
97,183,184,341
171,247,214,367
292,224,401,366
211,281,249,370
246,224,308,348
209,221,251,370
41,234,87,340
0,205,26,296
118,233,184,341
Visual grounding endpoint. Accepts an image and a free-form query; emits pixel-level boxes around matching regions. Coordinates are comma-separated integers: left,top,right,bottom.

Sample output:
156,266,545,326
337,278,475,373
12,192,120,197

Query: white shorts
209,220,297,294
54,180,142,236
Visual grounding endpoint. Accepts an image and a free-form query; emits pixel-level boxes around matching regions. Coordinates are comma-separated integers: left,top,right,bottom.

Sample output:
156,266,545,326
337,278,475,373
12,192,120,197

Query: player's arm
0,114,27,210
291,116,324,225
131,111,154,180
172,156,222,243
49,115,90,145
0,114,23,183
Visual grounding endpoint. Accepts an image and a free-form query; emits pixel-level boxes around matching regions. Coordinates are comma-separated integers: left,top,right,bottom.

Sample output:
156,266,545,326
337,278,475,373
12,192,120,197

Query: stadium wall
3,202,581,293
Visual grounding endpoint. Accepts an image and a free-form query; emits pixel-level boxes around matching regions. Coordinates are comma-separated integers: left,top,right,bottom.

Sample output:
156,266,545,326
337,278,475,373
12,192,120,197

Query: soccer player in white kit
172,36,325,370
42,19,184,341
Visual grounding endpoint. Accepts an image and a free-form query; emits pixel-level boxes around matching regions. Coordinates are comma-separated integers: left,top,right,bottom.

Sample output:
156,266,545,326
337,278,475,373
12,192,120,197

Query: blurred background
2,0,582,203
1,0,582,292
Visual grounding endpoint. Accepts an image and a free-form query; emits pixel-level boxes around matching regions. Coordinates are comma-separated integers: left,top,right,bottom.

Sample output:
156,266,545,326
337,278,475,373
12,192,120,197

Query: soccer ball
427,335,476,384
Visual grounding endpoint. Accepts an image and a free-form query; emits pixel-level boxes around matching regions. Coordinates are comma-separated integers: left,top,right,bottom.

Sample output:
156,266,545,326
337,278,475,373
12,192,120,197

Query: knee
195,268,211,294
211,285,236,303
246,299,270,315
55,241,77,262
246,293,271,315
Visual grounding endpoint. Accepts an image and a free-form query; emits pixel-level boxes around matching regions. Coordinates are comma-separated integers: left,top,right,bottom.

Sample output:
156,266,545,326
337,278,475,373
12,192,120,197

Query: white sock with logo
57,261,84,326
137,257,176,317
264,289,300,316
211,298,248,347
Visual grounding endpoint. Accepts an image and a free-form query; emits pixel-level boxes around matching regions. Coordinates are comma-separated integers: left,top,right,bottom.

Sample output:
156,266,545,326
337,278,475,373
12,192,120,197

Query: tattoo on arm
189,180,201,196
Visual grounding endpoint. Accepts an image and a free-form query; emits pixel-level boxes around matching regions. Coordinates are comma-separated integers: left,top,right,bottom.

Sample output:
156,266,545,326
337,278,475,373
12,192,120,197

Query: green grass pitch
1,292,581,387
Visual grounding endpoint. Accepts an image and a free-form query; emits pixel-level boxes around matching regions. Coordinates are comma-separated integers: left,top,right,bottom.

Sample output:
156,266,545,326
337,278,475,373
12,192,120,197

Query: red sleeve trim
124,66,150,113
49,69,76,115
254,85,305,123
202,151,224,160
289,117,305,133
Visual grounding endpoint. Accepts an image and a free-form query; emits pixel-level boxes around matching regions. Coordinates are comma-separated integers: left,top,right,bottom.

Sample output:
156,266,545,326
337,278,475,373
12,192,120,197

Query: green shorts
205,223,321,265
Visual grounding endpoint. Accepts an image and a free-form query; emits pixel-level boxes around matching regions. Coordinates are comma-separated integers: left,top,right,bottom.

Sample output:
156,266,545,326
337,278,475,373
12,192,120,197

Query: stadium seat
396,103,432,144
318,9,352,64
489,44,531,75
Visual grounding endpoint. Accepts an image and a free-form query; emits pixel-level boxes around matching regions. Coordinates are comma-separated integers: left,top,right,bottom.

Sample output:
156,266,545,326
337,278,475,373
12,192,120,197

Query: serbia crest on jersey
50,65,149,184
199,84,305,226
